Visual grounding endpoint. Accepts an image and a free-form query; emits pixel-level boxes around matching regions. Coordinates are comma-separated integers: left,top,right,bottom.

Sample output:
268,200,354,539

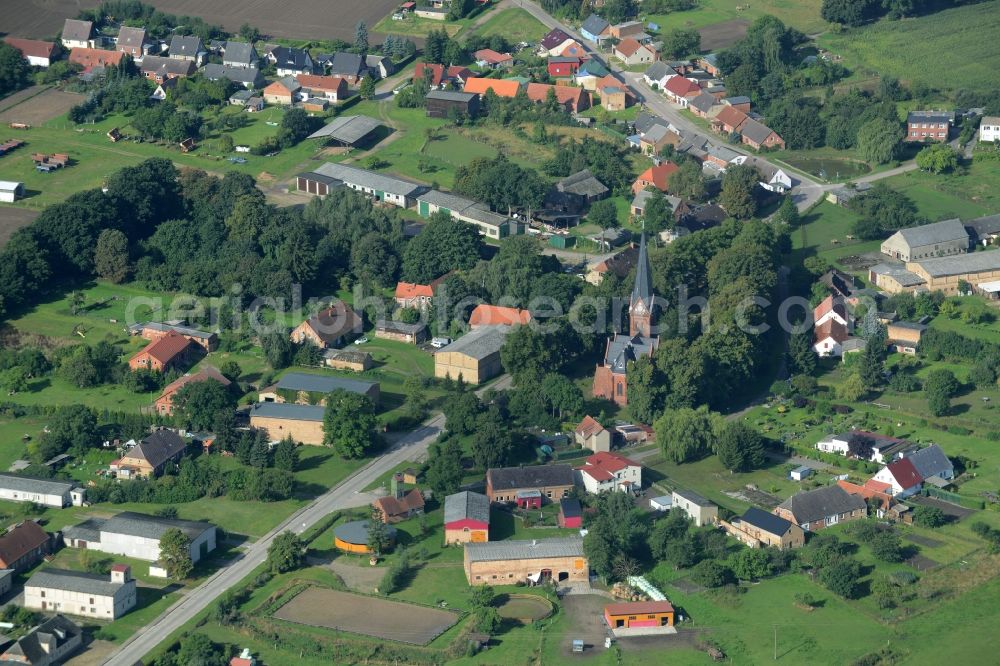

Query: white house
307,163,423,209
575,451,642,494
642,61,677,89
63,512,216,566
813,319,848,357
0,474,84,507
0,181,24,204
813,295,848,328
25,565,137,620
816,434,852,456
872,458,923,498
671,489,718,526
980,116,1000,143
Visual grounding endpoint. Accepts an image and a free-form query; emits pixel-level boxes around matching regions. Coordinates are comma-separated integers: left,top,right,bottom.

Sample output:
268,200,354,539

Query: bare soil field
273,586,459,645
0,207,39,247
698,19,749,51
6,0,401,42
908,495,976,521
0,88,82,126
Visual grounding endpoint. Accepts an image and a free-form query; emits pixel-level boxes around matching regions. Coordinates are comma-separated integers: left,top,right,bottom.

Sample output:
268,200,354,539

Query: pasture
474,7,550,43
644,0,825,37
273,587,459,645
819,1,1000,93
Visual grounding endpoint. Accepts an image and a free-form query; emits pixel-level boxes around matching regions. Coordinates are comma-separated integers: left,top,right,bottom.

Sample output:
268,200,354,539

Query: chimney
110,564,131,584
392,473,404,500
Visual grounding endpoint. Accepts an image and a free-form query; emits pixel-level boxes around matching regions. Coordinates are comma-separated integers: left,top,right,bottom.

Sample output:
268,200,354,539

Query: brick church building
592,234,659,406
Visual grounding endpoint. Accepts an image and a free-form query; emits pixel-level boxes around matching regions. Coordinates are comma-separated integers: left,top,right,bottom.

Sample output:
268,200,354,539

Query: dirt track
0,207,38,248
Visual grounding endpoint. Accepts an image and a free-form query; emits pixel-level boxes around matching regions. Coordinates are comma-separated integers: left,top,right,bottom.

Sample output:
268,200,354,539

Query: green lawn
374,14,468,38
473,7,550,42
879,162,998,220
644,0,826,36
819,2,1000,94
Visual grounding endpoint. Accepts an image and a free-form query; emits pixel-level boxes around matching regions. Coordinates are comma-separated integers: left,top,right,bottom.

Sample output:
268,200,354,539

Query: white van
430,337,452,349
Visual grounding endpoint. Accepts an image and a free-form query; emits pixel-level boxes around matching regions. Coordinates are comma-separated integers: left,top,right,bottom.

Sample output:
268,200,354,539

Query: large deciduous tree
655,406,719,463
158,528,194,579
323,390,379,457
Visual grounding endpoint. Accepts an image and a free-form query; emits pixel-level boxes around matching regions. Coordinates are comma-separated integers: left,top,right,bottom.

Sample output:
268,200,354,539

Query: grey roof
966,213,1000,238
461,206,512,229
0,474,75,496
223,41,257,65
329,52,365,77
560,498,582,518
908,110,951,124
689,91,717,113
333,519,397,545
276,371,376,395
890,320,928,332
202,64,264,86
62,19,93,43
250,402,325,422
557,169,608,198
3,615,80,664
376,320,426,335
425,90,479,103
416,189,480,213
321,348,371,363
726,95,751,105
169,35,204,58
230,89,253,102
141,55,196,78
297,170,341,187
117,26,147,49
905,444,952,480
307,116,385,144
465,537,584,562
777,485,866,524
101,511,214,541
643,123,672,145
313,162,422,197
915,250,1000,277
127,431,187,469
62,518,102,544
702,53,719,66
673,488,714,507
271,46,313,71
27,568,127,597
739,118,777,144
604,333,656,375
444,491,491,524
634,111,667,135
740,506,795,536
581,14,610,36
644,61,673,81
439,325,510,359
707,144,740,163
631,233,653,308
891,218,969,249
487,464,574,491
869,263,925,286
631,189,654,211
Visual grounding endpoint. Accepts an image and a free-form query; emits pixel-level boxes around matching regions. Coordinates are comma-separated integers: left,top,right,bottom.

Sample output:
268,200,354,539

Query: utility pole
773,624,777,660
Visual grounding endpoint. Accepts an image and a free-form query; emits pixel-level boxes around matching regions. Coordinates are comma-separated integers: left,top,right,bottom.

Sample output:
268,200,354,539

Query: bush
913,505,947,528
690,560,734,588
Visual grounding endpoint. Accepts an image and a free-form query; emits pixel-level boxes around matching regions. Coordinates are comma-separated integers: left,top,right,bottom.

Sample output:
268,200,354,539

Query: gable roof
673,488,713,507
525,83,587,108
581,14,611,37
814,318,849,345
837,479,892,511
636,162,679,191
414,62,446,86
541,28,572,49
62,19,94,43
885,457,923,488
140,55,196,78
271,45,312,70
0,473,75,497
907,110,951,124
813,294,846,322
264,77,300,96
0,521,48,565
395,281,434,299
439,325,510,359
689,91,717,113
605,600,674,616
157,366,230,399
777,485,867,524
27,568,128,597
275,371,376,396
224,41,257,65
740,506,795,537
117,26,147,49
136,330,191,365
69,47,125,72
444,491,491,525
3,38,57,60
616,38,643,58
329,51,364,76
374,487,425,518
474,48,512,64
575,415,606,437
313,162,422,196
664,76,700,97
578,451,639,482
297,302,362,345
125,430,187,469
250,402,325,422
169,35,204,58
1,615,81,664
643,61,675,82
101,511,213,541
487,464,575,490
905,444,952,480
891,218,969,249
913,250,1000,278
557,169,608,198
739,118,779,144
464,76,521,98
470,304,532,327
296,73,346,93
202,63,264,85
465,537,583,562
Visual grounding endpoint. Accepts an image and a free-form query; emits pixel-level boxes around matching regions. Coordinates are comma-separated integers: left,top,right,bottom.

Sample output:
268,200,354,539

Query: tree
0,43,31,98
587,199,618,229
367,507,391,555
472,406,513,469
774,196,800,226
913,505,946,528
359,76,376,100
426,436,464,497
442,391,482,436
94,229,130,283
821,0,878,25
642,191,674,235
159,528,194,579
273,436,299,472
239,23,261,43
219,360,241,383
648,510,692,560
720,163,759,219
475,606,502,633
848,183,919,240
34,405,98,460
267,531,305,573
730,547,772,581
655,406,719,463
869,530,904,563
690,560,733,588
175,633,224,666
857,337,886,390
916,143,959,174
323,390,379,458
837,372,867,401
715,420,766,472
924,368,959,416
355,21,369,54
401,212,483,283
470,584,495,608
261,331,294,369
787,332,817,375
540,373,584,419
857,117,903,165
669,159,707,201
819,557,862,598
172,380,236,431
660,28,701,59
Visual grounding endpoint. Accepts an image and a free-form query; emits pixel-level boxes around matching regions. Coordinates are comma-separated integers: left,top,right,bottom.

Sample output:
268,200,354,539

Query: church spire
631,233,653,309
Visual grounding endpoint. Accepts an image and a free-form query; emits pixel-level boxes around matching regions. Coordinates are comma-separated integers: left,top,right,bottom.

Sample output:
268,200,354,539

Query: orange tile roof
395,281,434,299
578,451,639,481
469,304,532,327
525,83,588,108
635,162,679,192
556,41,588,59
463,77,521,98
813,295,847,322
136,330,191,365
296,74,346,93
713,105,748,130
414,62,445,87
616,38,642,57
157,366,230,400
837,480,892,511
4,37,56,60
813,318,848,345
575,415,606,437
664,75,700,97
474,48,512,64
605,600,674,616
69,47,125,72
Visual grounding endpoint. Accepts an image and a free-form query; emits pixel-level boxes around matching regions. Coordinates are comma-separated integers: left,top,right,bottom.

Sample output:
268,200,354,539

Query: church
592,234,659,406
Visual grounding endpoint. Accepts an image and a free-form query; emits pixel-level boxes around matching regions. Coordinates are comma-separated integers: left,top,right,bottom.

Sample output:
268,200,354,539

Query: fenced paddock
273,587,459,645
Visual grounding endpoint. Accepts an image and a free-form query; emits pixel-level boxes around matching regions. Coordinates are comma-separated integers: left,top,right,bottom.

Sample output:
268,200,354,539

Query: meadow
644,0,826,36
819,1,1000,93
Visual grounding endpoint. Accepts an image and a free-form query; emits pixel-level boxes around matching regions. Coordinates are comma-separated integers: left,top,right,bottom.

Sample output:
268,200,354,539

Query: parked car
354,336,369,345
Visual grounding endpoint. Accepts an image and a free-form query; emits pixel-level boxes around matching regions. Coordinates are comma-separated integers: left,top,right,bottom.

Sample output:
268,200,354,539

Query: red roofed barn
128,330,193,373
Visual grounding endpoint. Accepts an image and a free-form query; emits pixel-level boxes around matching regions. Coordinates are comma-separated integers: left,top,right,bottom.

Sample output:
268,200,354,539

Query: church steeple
629,234,655,337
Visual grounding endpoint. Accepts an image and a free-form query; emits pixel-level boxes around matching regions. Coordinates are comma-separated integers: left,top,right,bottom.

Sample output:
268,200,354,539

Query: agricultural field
819,1,1000,94
473,7,550,43
643,0,826,37
0,206,38,247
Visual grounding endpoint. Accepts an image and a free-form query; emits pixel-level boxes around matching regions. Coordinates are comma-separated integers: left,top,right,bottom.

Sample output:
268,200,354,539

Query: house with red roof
631,162,679,195
837,479,895,518
814,294,849,328
813,318,849,357
296,74,347,101
525,83,590,113
711,105,749,135
414,63,473,88
3,38,57,67
613,38,658,66
68,48,125,73
395,282,435,309
463,77,521,98
663,76,701,106
128,331,193,373
154,366,231,416
474,49,513,69
576,451,641,494
547,56,581,78
872,457,923,498
574,415,611,452
469,304,532,328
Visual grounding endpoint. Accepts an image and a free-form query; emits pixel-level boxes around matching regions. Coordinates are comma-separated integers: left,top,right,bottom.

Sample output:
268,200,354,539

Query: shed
790,466,813,481
649,495,672,511
548,235,576,249
0,181,24,203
